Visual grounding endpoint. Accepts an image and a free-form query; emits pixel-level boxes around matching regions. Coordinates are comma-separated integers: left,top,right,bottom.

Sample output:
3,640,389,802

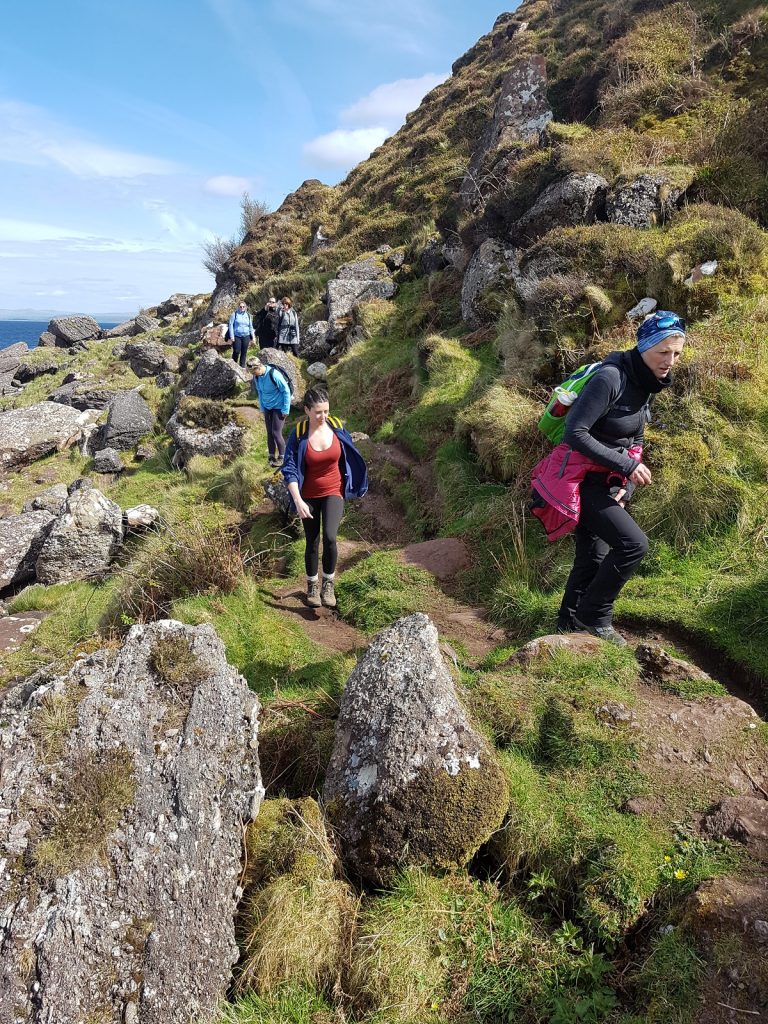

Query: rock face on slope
0,511,55,589
323,613,509,885
90,391,154,452
0,402,98,469
0,620,263,1024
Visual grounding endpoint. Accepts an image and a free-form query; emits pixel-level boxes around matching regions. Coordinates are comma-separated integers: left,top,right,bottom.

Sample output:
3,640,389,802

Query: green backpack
537,362,603,445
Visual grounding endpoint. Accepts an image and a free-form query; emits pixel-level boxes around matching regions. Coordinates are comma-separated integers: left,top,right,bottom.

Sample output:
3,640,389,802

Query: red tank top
302,433,343,499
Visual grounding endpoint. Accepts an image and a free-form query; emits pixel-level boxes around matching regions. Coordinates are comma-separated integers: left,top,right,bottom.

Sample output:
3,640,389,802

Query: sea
0,320,120,351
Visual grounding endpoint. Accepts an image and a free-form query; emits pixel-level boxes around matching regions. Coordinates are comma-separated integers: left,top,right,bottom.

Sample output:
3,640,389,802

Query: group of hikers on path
227,296,301,367
226,294,685,643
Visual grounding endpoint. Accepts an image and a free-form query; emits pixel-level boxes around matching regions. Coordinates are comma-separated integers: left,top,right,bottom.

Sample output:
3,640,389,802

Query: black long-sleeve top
563,347,671,476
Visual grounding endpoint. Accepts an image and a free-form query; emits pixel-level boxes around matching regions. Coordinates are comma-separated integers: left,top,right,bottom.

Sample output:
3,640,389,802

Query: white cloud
340,73,447,127
0,98,177,178
204,175,252,197
0,218,92,243
303,127,391,167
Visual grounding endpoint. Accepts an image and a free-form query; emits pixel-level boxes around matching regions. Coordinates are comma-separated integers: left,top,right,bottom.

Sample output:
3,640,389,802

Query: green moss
457,381,541,483
176,395,238,430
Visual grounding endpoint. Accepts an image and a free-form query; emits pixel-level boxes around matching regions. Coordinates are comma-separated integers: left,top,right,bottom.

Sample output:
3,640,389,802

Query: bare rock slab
0,402,97,469
0,620,263,1024
323,613,509,885
0,510,55,588
35,486,124,584
48,314,101,345
93,390,154,452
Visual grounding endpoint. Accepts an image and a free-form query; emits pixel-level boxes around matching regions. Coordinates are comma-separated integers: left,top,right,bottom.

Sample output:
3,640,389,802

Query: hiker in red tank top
302,433,343,499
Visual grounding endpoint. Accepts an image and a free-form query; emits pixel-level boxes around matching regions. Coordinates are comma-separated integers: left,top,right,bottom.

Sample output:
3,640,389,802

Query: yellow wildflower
674,869,687,880
664,855,671,863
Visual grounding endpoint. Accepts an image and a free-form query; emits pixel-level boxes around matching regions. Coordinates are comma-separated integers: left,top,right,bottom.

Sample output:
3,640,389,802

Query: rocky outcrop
186,350,243,399
0,402,98,469
607,172,688,228
166,413,245,464
13,353,63,383
133,313,161,334
155,293,196,318
300,321,332,362
91,391,154,452
35,485,124,584
48,315,101,346
0,510,55,589
37,330,57,347
512,173,609,242
323,613,509,885
200,323,229,350
326,279,397,337
461,239,518,326
307,361,328,381
310,226,332,254
461,55,552,207
420,236,450,275
103,318,138,339
337,256,391,281
0,620,262,1024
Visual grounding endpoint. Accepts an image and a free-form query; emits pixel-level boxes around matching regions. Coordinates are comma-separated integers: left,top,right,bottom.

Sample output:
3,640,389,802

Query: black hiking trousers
232,335,251,367
559,479,649,629
263,408,286,459
302,495,344,577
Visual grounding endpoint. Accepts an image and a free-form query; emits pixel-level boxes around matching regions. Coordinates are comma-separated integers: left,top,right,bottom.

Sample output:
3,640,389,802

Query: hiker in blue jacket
251,359,292,467
282,387,368,609
228,300,255,367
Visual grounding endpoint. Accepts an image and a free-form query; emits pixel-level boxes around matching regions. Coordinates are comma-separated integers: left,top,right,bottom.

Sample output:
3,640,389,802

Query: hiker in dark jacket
228,300,255,367
282,387,368,610
557,311,686,645
255,297,280,349
276,297,300,354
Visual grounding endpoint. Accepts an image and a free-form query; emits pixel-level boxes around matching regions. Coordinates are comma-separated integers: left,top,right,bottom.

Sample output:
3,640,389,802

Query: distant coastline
0,320,121,351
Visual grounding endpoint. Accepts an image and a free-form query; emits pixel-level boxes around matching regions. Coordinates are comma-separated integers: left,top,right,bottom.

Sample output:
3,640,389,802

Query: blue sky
0,0,513,317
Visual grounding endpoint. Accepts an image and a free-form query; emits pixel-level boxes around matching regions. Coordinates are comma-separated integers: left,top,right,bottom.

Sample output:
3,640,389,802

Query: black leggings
263,409,286,458
559,481,649,628
302,495,345,577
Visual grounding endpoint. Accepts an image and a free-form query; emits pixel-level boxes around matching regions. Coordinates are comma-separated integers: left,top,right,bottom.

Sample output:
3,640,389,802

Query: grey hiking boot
321,577,337,608
307,578,321,608
572,615,627,647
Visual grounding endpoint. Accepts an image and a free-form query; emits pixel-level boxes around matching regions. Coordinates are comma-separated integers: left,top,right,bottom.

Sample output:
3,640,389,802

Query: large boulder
124,340,177,378
102,318,138,338
13,352,63,383
48,315,101,345
0,342,29,395
0,402,98,469
461,239,519,327
420,236,450,275
326,279,397,337
35,485,124,584
37,330,58,347
92,390,154,452
607,172,688,228
200,322,229,350
0,620,262,1024
461,55,552,207
300,321,332,362
512,173,609,242
186,349,243,399
93,447,125,474
49,378,121,411
323,613,509,885
166,413,245,464
0,510,56,588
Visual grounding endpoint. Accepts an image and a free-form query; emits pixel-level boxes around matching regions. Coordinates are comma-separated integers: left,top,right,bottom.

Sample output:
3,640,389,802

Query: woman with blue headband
556,310,686,645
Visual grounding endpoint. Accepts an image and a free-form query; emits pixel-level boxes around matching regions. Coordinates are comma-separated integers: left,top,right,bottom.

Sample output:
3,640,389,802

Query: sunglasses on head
654,314,685,332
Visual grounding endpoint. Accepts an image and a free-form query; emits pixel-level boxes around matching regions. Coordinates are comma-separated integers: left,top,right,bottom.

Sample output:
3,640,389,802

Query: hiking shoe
321,578,337,608
571,616,627,647
555,612,578,634
307,579,321,608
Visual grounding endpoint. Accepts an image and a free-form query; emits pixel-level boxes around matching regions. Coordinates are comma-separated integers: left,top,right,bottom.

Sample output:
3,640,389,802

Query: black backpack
268,363,295,397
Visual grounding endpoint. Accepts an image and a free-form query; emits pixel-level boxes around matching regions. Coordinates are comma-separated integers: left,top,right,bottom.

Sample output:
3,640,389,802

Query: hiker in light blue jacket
228,300,255,367
251,359,291,466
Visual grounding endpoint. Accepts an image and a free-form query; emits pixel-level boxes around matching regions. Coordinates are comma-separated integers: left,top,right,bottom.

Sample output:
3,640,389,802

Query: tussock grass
456,380,543,483
176,395,238,430
108,516,245,624
217,987,338,1024
237,798,356,998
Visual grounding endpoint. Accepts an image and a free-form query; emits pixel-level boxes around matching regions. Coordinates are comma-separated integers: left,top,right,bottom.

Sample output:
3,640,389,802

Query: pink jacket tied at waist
530,442,643,541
